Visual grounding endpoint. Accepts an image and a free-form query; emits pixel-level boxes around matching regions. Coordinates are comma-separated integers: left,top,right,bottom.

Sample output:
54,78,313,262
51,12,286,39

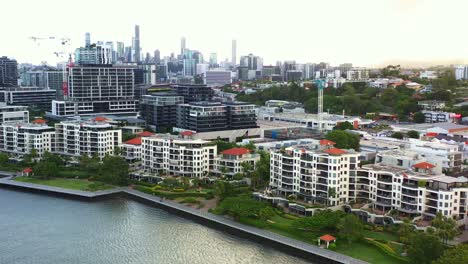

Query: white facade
0,103,29,124
54,119,122,159
141,136,216,178
214,148,260,177
455,65,468,80
0,123,55,156
204,70,232,86
269,144,360,206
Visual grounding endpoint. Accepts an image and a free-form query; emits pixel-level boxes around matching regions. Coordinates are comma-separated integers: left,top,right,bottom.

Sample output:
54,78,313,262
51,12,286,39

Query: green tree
33,161,57,179
215,181,235,200
0,153,9,166
333,121,354,131
216,196,267,221
407,130,420,139
337,214,364,243
42,151,65,167
254,151,270,186
294,210,344,231
407,232,443,264
431,212,458,245
328,187,336,206
413,112,426,123
325,130,360,150
397,218,415,245
432,244,468,264
98,155,129,185
391,132,404,139
258,207,275,221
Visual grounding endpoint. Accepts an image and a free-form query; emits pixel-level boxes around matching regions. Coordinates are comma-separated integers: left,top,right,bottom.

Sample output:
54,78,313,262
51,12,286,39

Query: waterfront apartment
0,120,55,156
54,117,122,159
269,140,468,220
141,135,216,178
269,140,361,206
214,147,260,177
121,131,155,162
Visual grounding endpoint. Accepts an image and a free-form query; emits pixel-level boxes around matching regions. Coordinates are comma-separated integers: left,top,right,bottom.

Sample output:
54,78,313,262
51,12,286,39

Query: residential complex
214,147,260,177
141,135,216,178
0,121,55,156
54,118,122,159
139,93,184,130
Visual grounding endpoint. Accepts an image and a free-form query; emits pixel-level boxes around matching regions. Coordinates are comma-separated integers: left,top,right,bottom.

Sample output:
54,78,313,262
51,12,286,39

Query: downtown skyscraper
134,25,141,63
232,39,237,66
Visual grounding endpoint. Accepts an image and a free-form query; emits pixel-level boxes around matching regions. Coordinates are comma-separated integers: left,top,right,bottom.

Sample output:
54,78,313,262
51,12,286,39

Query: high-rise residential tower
85,32,91,47
181,37,186,54
232,39,237,67
0,56,18,87
134,25,141,63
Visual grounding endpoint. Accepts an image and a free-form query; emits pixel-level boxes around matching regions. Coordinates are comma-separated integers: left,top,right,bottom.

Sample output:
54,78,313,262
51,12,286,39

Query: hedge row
363,238,409,263
134,185,214,199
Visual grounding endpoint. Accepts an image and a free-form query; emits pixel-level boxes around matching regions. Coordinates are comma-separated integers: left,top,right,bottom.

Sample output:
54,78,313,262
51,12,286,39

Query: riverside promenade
0,175,367,264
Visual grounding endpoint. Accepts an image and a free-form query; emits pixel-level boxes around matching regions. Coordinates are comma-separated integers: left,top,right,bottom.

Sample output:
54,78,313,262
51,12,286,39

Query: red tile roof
319,234,336,242
319,139,336,145
124,137,142,145
32,119,47,124
137,131,155,137
22,167,33,173
324,148,347,155
413,162,435,169
180,130,195,136
93,116,108,122
222,147,250,156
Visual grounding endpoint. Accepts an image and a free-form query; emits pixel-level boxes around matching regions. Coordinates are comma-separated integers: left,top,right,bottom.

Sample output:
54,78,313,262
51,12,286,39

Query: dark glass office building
140,93,184,130
171,84,213,103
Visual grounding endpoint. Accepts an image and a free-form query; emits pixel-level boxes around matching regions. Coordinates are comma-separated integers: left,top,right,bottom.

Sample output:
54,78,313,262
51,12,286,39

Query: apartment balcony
377,177,392,183
299,189,313,196
377,184,392,191
401,197,417,204
316,185,328,192
317,164,328,171
300,182,312,189
279,185,293,191
426,200,438,208
377,192,392,198
375,198,392,206
402,189,418,197
424,208,437,216
402,183,419,190
300,176,312,183
283,171,294,178
426,192,439,200
281,178,293,184
317,179,327,185
399,205,418,214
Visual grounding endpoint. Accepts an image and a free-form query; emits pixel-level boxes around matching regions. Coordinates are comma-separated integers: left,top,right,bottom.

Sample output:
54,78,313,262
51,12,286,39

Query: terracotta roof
319,234,336,242
319,139,336,145
124,137,142,145
32,119,47,124
180,130,195,136
324,148,347,155
222,147,250,156
137,131,155,137
413,162,435,169
93,116,108,122
22,167,33,173
425,132,438,137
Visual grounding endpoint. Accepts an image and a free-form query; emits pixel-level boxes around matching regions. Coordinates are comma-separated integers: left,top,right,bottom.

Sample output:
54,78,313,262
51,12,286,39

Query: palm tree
327,187,336,206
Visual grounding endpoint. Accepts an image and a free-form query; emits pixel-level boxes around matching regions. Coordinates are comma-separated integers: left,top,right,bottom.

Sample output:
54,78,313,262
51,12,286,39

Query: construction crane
29,35,72,100
313,79,327,133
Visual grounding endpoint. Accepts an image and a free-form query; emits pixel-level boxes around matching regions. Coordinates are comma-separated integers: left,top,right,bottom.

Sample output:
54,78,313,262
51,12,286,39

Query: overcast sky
2,0,467,67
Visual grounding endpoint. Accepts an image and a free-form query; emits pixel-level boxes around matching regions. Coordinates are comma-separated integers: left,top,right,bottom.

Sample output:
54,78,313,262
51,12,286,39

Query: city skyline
2,0,468,67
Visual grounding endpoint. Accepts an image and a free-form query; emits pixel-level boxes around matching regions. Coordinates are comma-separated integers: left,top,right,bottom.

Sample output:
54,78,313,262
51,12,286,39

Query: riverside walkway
0,175,367,264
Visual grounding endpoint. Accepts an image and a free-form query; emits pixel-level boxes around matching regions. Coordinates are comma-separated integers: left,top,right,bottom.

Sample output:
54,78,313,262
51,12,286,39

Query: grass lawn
14,177,114,192
334,241,407,264
363,230,399,242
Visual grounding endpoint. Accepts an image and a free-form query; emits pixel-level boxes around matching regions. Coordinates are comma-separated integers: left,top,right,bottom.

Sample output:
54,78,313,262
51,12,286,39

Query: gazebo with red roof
22,167,33,176
222,147,250,156
93,116,108,122
318,234,336,248
413,162,436,173
32,119,47,124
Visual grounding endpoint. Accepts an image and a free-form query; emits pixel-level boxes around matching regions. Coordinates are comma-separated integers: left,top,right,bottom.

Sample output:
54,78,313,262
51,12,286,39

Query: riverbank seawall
0,176,367,264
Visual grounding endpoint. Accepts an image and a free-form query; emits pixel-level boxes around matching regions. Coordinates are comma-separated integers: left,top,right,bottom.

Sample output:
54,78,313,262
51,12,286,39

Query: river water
0,189,311,264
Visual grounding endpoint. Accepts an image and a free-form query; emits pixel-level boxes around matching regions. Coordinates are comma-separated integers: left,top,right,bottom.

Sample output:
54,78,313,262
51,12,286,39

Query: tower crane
29,35,72,100
313,79,327,133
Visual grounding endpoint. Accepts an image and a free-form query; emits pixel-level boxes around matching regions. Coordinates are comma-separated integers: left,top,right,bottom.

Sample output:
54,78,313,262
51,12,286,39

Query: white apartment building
356,162,468,220
141,135,216,178
54,118,122,159
408,139,463,174
121,131,155,162
455,65,468,80
269,140,361,206
214,147,260,177
0,103,29,124
0,122,55,156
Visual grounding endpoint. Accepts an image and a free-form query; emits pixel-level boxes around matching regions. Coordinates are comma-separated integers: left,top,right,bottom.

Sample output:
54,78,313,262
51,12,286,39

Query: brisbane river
0,189,311,264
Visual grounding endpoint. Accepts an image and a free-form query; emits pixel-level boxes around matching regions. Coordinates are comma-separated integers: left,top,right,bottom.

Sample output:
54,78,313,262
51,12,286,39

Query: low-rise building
141,135,216,178
0,103,29,124
121,131,155,162
214,147,260,177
